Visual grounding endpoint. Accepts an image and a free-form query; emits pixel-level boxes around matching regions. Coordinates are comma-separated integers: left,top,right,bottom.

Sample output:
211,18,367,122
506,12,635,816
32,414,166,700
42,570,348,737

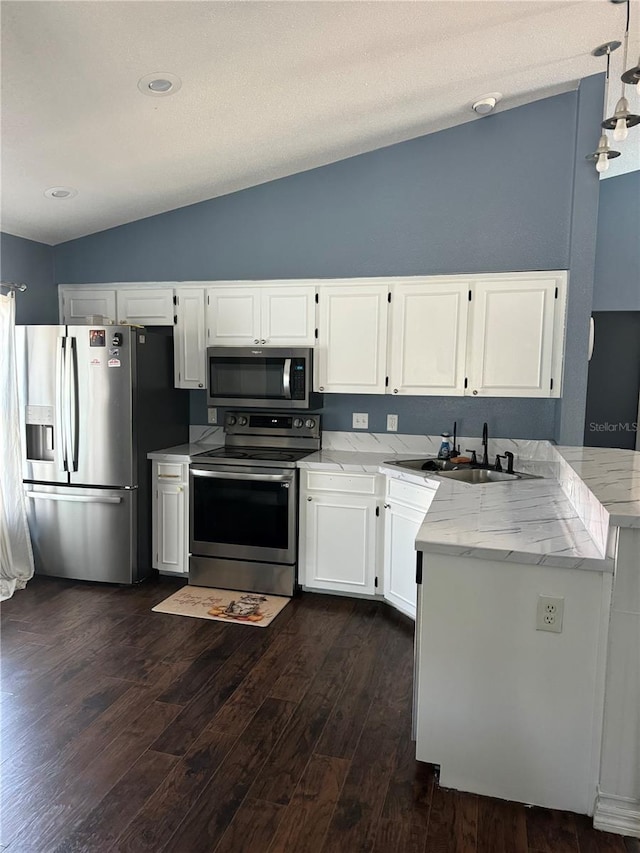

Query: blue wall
56,91,578,283
592,171,640,312
1,232,55,324
555,73,604,446
53,78,606,442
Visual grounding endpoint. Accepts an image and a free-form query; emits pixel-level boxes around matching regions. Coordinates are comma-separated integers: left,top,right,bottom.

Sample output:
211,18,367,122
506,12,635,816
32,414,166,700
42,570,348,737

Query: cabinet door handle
198,383,203,388
254,339,260,344
384,503,390,508
473,390,478,395
393,389,398,394
307,496,312,501
319,386,324,391
261,339,266,344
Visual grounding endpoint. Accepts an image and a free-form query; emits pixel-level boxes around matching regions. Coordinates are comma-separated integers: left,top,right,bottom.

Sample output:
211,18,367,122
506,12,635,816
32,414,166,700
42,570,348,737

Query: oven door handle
283,358,292,399
191,468,294,483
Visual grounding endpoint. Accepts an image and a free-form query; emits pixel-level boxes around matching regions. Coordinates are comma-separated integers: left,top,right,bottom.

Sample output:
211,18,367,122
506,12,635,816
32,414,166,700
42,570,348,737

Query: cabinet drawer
305,471,379,496
156,462,186,480
387,478,437,511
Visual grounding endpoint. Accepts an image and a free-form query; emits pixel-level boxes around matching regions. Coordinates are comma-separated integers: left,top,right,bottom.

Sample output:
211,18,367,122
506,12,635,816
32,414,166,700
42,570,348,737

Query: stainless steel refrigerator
16,324,189,584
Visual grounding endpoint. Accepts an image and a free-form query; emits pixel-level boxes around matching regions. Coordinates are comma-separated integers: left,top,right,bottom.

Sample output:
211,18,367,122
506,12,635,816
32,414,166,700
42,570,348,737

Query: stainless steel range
189,411,321,596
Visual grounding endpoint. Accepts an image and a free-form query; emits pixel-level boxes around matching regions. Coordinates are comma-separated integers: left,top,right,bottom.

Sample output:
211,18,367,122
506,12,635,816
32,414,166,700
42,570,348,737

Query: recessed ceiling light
472,93,503,116
137,72,182,97
44,187,78,199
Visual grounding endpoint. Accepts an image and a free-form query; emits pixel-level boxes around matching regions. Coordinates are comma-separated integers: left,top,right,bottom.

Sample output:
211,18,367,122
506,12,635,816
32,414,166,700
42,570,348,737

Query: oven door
190,464,298,564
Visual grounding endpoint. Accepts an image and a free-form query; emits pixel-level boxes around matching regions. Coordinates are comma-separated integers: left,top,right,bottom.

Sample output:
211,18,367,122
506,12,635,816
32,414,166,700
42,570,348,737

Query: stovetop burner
193,446,313,465
191,410,321,469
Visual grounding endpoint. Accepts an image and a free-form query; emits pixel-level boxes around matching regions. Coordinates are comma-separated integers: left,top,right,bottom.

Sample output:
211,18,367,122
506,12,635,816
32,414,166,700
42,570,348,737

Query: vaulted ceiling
1,0,638,245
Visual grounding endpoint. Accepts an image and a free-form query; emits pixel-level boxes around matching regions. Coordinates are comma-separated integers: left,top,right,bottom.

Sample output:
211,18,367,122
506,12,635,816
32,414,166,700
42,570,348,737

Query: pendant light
586,42,622,173
602,0,640,140
621,56,640,93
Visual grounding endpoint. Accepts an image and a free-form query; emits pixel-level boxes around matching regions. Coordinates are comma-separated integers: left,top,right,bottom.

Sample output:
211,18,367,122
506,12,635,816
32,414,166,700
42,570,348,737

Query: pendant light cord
604,46,611,121
621,0,630,95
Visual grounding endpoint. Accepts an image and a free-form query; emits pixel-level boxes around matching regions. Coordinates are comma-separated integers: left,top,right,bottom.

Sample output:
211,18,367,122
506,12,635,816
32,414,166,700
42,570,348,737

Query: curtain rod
0,281,27,293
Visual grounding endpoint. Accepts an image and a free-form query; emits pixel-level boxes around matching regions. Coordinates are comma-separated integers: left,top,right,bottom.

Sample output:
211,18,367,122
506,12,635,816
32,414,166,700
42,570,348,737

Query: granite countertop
555,446,640,528
299,446,637,571
412,474,611,570
148,438,639,571
147,442,222,462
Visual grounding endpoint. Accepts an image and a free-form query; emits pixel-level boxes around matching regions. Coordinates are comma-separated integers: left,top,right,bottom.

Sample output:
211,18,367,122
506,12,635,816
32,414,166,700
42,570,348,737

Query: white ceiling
1,0,639,246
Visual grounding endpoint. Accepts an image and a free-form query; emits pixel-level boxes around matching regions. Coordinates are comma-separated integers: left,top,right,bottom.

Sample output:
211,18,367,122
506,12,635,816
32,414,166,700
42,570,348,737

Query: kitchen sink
383,457,457,472
384,457,542,485
436,468,520,484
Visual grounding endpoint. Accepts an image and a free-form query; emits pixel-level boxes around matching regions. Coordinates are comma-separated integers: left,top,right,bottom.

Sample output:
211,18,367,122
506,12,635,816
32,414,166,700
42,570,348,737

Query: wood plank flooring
1,575,638,853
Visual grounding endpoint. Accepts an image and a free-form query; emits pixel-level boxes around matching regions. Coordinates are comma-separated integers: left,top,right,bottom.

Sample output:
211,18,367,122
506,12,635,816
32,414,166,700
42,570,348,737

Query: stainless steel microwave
206,346,321,409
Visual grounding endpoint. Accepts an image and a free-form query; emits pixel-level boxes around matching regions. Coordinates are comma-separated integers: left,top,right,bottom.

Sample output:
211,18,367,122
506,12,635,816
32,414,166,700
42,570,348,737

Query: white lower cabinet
299,470,382,595
152,461,189,574
299,470,437,615
383,479,437,620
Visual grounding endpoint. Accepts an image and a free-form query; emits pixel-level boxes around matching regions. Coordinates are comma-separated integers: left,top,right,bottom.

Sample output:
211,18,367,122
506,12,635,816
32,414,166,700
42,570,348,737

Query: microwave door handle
283,358,292,399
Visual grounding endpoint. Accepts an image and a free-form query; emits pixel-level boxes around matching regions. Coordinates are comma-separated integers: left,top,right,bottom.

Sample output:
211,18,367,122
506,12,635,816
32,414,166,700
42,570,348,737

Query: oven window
209,357,285,400
193,475,290,549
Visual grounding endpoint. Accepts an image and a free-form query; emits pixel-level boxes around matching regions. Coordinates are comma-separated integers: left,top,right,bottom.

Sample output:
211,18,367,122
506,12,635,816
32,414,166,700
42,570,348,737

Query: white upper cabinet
207,284,316,346
467,276,562,398
388,281,470,396
115,288,174,326
316,284,389,393
261,286,316,346
207,287,261,345
61,288,117,324
174,288,206,389
60,285,174,326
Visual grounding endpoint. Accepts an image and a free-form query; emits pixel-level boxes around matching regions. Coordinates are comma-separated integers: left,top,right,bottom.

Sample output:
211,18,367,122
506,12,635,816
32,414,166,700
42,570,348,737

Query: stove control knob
226,416,237,426
238,416,248,426
293,418,304,428
305,418,316,429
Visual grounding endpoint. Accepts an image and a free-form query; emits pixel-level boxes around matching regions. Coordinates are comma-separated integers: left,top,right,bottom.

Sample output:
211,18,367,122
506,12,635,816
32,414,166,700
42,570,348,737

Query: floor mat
151,585,290,627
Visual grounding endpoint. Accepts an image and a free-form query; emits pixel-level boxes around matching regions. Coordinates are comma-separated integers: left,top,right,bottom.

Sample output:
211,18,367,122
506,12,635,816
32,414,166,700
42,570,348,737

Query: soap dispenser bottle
438,432,452,460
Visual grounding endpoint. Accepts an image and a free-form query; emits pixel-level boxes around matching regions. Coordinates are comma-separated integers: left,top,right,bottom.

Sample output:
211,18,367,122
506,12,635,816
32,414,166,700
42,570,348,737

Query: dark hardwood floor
1,575,638,853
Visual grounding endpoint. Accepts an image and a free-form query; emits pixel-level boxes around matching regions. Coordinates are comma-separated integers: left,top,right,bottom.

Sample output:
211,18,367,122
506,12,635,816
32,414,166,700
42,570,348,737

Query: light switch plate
352,412,369,429
207,408,218,425
387,414,398,432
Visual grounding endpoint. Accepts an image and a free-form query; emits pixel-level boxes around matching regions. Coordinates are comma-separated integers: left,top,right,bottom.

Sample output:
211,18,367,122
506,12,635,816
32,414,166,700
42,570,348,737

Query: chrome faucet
481,422,489,468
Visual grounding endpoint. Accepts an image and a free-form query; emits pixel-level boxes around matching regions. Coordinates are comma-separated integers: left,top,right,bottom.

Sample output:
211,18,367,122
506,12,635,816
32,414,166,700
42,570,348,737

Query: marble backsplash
190,425,224,445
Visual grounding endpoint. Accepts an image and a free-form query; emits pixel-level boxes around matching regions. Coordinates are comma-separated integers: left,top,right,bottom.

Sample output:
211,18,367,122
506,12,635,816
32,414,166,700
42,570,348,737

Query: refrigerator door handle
68,336,79,471
62,336,76,471
56,336,68,472
26,491,123,505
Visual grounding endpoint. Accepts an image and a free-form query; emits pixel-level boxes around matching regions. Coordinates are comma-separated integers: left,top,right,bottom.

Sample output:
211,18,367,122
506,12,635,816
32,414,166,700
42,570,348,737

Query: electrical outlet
352,413,369,429
387,414,398,432
207,408,218,425
536,595,564,633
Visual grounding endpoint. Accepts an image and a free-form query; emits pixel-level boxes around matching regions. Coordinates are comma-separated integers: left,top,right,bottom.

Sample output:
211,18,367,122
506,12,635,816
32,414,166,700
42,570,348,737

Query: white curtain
0,293,34,600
